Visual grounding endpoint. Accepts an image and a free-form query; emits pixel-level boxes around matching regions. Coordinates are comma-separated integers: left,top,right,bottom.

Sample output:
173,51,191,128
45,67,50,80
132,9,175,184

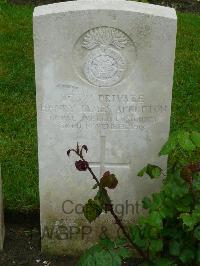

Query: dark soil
0,215,142,266
0,211,76,265
7,0,200,13
0,224,77,266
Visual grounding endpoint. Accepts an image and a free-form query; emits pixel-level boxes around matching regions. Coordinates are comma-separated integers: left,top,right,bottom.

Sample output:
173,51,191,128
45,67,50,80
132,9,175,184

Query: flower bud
75,160,88,171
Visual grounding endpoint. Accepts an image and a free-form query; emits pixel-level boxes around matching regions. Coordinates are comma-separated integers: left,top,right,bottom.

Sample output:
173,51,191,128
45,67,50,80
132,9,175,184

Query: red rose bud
75,160,88,171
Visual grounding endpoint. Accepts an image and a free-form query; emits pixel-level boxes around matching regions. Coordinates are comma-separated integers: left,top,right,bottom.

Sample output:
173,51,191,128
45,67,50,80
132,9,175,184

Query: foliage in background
77,131,200,266
0,2,200,210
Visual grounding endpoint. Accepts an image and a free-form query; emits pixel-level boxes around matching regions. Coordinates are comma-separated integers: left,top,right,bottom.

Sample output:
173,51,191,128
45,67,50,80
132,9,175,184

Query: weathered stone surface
33,0,177,255
0,166,5,251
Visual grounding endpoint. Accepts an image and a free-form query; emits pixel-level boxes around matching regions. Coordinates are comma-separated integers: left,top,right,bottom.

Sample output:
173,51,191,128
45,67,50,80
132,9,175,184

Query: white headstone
0,166,5,251
33,0,177,255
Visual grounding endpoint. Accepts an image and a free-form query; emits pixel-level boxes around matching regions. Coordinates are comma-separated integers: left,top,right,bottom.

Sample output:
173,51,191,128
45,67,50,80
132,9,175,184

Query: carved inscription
73,27,137,87
40,84,168,131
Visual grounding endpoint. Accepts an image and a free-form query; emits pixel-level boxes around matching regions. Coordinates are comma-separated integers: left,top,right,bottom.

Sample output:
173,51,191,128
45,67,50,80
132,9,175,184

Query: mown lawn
0,3,200,211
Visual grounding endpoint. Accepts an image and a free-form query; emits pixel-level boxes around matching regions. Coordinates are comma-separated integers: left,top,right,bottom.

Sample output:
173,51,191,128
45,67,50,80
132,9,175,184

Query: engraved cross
90,135,130,177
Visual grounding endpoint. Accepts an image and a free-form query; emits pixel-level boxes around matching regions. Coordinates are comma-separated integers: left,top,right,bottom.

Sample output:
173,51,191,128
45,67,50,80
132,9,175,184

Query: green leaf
100,238,115,249
159,205,174,219
142,197,151,209
193,205,200,221
180,209,200,231
77,253,94,266
149,227,159,238
180,213,197,231
83,199,102,223
108,251,122,266
180,248,195,263
109,252,122,266
177,131,196,151
94,250,113,266
152,258,175,266
169,240,181,256
138,166,147,177
138,216,147,225
176,195,193,212
95,250,122,266
77,244,102,266
94,188,111,211
190,131,200,148
148,211,163,229
193,174,200,190
77,243,122,266
129,224,140,241
159,133,177,156
129,225,148,249
194,226,200,240
164,178,189,199
114,238,127,246
151,193,163,209
146,164,162,179
149,239,163,254
138,164,162,179
117,247,132,259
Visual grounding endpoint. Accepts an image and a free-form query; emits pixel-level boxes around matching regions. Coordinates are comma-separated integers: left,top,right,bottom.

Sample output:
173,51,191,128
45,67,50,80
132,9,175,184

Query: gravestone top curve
34,0,176,19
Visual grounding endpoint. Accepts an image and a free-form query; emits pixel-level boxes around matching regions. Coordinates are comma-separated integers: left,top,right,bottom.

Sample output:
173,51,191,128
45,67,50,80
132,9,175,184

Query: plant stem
78,152,100,186
109,205,147,259
75,147,147,260
87,163,145,258
87,165,101,186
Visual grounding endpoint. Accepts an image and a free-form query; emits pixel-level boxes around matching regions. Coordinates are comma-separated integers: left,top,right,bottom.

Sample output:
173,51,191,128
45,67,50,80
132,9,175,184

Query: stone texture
0,166,5,251
33,0,177,255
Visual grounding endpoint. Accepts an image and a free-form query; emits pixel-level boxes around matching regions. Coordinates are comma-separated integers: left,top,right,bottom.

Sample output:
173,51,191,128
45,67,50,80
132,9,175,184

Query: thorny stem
109,204,147,259
87,165,101,186
70,145,147,260
78,151,100,186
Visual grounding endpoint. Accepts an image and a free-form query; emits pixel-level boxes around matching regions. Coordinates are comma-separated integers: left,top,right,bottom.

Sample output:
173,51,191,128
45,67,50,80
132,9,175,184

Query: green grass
172,13,200,131
0,3,38,210
0,3,200,211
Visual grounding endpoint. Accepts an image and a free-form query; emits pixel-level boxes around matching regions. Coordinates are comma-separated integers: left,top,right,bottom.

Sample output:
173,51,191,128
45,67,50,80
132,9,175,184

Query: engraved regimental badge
73,27,137,87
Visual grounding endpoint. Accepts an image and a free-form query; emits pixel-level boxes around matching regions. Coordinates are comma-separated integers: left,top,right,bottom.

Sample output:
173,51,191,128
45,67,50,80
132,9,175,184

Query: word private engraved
73,27,137,87
40,84,168,131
